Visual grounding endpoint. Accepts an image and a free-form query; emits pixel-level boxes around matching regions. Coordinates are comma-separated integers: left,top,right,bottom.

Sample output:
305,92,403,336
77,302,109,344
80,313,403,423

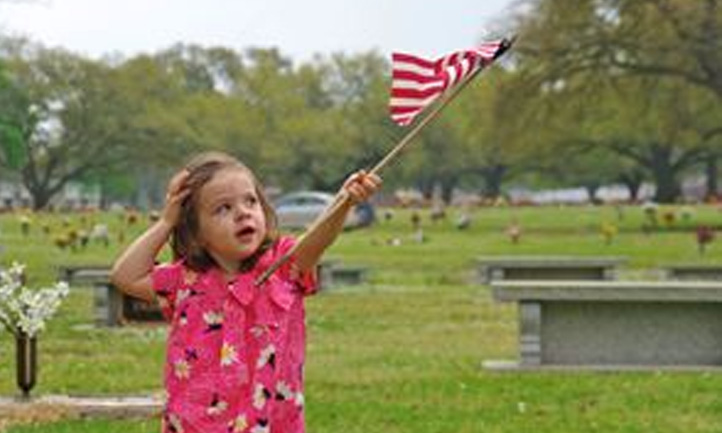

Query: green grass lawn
1,204,722,432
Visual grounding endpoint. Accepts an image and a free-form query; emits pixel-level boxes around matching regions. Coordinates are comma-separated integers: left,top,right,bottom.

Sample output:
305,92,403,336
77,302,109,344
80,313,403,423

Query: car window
277,195,328,207
307,197,327,206
277,197,302,206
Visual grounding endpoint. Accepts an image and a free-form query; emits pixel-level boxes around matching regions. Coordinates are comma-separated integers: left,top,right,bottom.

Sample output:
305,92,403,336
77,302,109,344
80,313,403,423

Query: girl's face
196,168,268,272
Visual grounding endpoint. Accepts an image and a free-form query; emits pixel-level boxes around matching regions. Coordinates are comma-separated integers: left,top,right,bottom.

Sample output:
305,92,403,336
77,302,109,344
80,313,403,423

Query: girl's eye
245,196,258,206
215,203,232,214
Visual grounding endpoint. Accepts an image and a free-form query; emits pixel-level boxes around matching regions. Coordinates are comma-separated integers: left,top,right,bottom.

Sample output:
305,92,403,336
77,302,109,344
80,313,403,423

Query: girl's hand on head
343,170,382,204
161,170,190,227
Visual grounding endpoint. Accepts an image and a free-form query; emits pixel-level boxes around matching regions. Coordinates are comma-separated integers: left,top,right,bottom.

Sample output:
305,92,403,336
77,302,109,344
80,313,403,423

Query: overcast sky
0,0,517,62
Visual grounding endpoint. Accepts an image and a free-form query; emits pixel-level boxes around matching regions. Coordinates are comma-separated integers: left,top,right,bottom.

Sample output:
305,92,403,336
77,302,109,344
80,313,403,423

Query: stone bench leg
94,283,123,327
519,301,541,366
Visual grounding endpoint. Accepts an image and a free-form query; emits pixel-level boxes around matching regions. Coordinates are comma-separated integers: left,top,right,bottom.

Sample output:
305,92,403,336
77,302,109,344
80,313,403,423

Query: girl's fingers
344,170,381,203
166,170,190,202
352,171,381,188
170,170,189,191
169,188,190,204
351,185,364,198
362,174,382,189
162,173,191,232
345,171,365,187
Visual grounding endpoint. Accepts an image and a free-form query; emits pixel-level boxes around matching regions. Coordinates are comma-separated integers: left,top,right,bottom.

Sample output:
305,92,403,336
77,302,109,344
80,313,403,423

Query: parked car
274,191,375,230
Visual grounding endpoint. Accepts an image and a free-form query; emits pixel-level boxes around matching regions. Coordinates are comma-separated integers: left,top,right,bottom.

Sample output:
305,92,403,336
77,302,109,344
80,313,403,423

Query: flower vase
15,331,37,399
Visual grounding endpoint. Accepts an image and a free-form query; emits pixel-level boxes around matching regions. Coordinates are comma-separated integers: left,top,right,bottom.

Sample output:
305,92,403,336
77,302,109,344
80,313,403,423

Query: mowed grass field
2,204,722,432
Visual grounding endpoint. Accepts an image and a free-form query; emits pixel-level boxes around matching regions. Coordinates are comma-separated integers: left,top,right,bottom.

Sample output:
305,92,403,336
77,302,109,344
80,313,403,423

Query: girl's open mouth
236,227,256,239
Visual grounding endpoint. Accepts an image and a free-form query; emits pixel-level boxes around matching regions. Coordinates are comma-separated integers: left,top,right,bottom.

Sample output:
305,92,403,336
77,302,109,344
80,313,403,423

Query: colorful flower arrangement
696,225,715,255
0,263,69,337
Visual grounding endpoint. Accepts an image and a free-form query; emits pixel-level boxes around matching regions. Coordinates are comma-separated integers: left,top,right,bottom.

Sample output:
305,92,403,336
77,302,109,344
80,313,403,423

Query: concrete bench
318,260,369,290
97,283,165,326
57,265,162,326
62,260,369,324
0,395,161,419
664,265,722,281
93,280,164,327
57,264,114,285
485,280,722,370
476,256,626,284
56,264,163,326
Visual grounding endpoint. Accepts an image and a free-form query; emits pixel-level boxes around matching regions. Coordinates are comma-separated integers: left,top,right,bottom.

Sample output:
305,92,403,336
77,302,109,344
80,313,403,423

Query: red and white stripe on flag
389,40,507,126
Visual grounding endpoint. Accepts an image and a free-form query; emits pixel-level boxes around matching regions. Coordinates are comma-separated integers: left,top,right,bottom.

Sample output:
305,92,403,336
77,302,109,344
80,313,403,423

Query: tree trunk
416,177,434,201
649,149,681,203
30,188,52,211
440,177,457,205
584,183,601,204
481,165,507,199
618,170,645,203
705,156,719,200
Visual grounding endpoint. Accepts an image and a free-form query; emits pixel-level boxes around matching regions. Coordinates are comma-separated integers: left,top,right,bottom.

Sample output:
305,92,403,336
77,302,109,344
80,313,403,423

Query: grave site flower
641,201,659,226
662,210,676,227
680,206,695,222
0,262,70,337
507,222,521,244
696,225,715,255
601,222,618,245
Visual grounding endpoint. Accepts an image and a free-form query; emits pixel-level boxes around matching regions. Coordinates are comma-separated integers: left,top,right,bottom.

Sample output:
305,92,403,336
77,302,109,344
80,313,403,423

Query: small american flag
389,39,511,126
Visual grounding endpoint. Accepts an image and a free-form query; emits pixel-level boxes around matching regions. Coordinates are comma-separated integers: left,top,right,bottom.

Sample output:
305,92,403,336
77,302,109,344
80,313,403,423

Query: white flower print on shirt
250,324,268,339
220,341,238,366
176,288,191,304
173,359,191,379
275,381,304,408
294,392,305,408
275,381,293,401
250,419,270,433
228,414,248,433
207,394,228,416
253,384,271,410
203,311,224,332
166,413,184,433
256,344,276,370
179,310,188,326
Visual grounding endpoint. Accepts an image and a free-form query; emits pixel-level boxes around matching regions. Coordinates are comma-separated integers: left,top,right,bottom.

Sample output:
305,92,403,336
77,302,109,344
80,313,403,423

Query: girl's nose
234,203,250,220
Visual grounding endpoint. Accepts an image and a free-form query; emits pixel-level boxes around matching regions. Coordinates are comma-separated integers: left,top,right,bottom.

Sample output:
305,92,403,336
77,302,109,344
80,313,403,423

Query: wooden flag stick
255,39,513,286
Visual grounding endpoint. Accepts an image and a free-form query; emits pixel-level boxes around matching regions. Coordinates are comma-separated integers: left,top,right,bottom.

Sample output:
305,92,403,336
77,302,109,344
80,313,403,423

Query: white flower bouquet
0,262,70,337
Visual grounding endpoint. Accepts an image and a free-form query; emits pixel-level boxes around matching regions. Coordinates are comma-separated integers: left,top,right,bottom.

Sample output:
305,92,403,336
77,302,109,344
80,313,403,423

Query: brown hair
171,151,278,272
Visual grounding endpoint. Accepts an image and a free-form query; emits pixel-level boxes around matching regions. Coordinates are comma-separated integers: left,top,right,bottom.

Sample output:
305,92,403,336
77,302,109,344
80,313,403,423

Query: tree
0,61,28,170
229,49,392,192
0,39,150,208
316,52,396,187
510,0,722,202
443,67,535,199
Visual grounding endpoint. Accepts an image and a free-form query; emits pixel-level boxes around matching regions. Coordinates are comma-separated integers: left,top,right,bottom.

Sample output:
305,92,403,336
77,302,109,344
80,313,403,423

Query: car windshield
277,194,329,207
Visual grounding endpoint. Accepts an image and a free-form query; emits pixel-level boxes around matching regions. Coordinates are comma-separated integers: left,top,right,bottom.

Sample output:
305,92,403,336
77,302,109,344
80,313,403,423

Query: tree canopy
0,1,720,208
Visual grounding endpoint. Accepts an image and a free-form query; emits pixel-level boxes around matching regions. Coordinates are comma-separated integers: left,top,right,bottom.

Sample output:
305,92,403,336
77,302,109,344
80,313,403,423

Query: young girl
111,151,381,433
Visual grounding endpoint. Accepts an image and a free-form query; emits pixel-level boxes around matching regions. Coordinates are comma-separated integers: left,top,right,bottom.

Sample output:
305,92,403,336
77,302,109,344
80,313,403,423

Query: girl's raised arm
293,170,381,273
110,170,189,302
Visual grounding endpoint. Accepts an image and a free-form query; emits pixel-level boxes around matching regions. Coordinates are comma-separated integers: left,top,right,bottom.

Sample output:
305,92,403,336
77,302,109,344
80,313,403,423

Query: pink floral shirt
152,237,317,433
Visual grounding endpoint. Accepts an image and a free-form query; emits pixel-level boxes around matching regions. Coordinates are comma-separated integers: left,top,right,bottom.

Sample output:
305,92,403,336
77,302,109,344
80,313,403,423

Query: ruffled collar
237,238,275,273
220,239,295,310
